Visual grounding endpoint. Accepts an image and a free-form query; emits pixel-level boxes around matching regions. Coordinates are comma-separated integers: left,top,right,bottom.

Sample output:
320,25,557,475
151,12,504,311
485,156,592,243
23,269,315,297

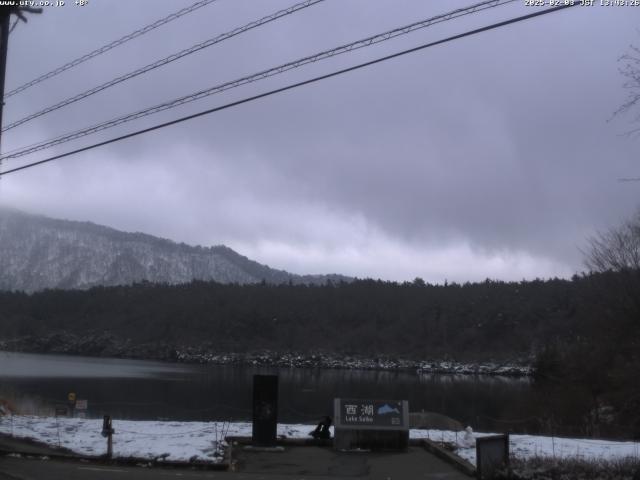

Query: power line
0,4,577,179
1,0,517,160
3,0,219,99
2,0,324,132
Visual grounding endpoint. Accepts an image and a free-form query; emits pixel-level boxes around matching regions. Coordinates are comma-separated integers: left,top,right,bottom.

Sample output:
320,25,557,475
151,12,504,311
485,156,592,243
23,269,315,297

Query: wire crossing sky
2,0,325,132
0,4,577,178
1,0,516,160
3,0,219,99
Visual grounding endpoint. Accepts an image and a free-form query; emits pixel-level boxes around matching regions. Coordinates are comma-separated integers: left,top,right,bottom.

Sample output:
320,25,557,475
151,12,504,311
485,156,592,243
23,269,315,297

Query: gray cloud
1,0,639,282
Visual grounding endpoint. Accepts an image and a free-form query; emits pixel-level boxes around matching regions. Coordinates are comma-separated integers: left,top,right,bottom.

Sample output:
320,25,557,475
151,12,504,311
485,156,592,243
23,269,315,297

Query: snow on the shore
0,416,313,462
411,429,640,466
1,415,639,466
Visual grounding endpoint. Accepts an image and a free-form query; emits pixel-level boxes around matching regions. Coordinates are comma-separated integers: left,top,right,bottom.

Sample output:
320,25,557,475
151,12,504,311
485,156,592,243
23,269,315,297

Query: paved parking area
233,445,471,479
1,434,472,479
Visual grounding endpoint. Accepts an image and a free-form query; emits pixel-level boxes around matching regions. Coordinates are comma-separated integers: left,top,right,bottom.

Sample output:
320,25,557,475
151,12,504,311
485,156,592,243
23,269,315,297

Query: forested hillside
0,275,603,359
2,273,638,436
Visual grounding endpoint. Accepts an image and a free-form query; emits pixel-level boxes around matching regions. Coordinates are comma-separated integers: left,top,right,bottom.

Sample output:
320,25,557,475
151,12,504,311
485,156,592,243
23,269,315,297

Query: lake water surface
0,351,534,431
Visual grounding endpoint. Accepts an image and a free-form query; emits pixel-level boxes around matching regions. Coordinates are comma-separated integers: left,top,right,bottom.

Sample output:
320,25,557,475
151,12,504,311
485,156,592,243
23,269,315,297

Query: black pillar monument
252,374,278,446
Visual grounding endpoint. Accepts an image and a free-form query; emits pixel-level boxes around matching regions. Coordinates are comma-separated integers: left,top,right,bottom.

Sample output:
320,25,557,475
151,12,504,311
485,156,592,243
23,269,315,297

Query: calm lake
0,351,534,431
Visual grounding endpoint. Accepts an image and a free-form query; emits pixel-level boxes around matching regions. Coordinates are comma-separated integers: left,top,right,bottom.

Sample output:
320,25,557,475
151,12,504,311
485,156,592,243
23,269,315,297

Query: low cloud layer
1,1,638,282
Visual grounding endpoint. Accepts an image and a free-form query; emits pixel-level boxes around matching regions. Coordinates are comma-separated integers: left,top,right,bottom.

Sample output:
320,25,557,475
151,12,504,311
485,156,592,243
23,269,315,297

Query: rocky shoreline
0,331,533,377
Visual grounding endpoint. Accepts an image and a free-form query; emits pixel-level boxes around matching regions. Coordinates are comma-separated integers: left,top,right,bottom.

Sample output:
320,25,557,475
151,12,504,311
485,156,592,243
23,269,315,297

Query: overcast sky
1,0,638,282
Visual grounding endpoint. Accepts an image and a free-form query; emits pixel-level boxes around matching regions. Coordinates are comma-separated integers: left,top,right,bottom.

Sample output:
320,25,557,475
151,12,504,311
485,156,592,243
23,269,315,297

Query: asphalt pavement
0,457,228,479
0,434,472,479
0,449,470,479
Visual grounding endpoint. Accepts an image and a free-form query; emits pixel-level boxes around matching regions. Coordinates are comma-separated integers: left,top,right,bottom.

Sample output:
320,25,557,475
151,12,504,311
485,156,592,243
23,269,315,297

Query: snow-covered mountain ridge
0,207,348,292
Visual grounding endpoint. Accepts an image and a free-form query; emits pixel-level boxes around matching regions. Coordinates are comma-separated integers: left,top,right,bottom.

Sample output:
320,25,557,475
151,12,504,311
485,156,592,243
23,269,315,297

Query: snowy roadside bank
410,429,640,467
1,415,638,466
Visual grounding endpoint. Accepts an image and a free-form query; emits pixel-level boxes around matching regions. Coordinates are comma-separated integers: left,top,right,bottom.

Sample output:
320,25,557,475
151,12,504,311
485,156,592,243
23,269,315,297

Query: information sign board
333,398,409,451
335,399,408,430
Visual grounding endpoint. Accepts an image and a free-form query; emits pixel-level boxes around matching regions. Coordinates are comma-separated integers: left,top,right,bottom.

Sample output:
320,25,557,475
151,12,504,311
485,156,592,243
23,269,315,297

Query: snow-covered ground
410,429,640,466
1,415,639,466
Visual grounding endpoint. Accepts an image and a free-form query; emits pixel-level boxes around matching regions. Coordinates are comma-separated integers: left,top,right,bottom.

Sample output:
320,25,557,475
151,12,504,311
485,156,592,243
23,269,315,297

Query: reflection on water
0,351,533,431
0,351,187,378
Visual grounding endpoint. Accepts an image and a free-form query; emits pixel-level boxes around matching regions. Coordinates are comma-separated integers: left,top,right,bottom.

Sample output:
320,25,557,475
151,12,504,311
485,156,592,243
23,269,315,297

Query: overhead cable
2,0,324,132
0,4,578,178
4,0,219,99
1,0,516,159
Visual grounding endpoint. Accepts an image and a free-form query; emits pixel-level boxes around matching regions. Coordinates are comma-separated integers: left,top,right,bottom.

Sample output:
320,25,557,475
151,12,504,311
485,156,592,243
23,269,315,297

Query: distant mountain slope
0,208,350,292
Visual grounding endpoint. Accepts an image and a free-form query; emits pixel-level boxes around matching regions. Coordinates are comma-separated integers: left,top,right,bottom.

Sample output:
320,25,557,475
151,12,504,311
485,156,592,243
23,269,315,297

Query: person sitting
310,416,332,439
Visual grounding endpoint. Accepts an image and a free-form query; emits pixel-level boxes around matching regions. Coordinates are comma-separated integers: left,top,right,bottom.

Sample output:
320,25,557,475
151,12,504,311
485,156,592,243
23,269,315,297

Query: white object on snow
459,426,476,448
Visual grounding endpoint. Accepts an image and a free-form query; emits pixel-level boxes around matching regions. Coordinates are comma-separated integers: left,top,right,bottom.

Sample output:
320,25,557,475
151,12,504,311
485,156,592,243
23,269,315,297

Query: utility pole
102,415,114,459
0,7,11,154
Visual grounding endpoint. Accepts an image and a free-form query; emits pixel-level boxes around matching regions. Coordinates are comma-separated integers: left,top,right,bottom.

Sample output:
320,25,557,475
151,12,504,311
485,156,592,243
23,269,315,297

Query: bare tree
615,42,640,133
613,41,640,184
585,211,640,273
584,210,640,325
